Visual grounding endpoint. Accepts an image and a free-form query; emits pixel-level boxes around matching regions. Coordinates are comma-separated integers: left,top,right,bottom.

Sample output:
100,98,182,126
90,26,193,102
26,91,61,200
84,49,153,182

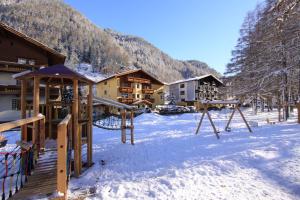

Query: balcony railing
142,88,154,94
0,85,20,94
0,85,59,97
127,77,151,84
119,87,133,93
118,98,134,104
142,98,155,103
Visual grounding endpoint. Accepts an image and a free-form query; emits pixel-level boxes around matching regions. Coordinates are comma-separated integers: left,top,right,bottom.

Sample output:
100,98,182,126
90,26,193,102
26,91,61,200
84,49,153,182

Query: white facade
168,74,223,104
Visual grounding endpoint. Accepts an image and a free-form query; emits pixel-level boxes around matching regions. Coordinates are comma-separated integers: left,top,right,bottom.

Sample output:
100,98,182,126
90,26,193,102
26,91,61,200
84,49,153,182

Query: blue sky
64,0,262,74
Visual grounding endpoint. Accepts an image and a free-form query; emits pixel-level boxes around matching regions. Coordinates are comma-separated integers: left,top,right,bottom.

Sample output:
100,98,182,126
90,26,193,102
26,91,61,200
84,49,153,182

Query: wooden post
57,118,68,200
195,107,206,135
236,106,252,133
73,80,80,177
87,84,93,166
205,105,220,139
33,77,40,144
78,123,82,173
21,79,27,141
225,106,236,132
49,104,52,139
130,110,134,145
195,104,219,139
297,103,300,124
121,110,126,143
39,116,45,150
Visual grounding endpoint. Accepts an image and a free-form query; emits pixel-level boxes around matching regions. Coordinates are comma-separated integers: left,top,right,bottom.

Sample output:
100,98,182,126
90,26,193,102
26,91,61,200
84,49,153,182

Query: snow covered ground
69,108,300,200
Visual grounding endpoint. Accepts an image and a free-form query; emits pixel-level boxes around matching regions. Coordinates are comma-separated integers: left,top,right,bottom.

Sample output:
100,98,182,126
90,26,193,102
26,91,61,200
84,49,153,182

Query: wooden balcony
0,85,20,94
142,88,154,94
119,87,133,93
142,98,155,103
0,61,40,73
118,97,134,104
127,77,151,84
0,85,59,97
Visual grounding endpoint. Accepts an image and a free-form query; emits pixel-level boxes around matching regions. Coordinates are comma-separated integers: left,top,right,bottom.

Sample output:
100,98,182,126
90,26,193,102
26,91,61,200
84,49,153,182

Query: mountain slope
0,0,220,82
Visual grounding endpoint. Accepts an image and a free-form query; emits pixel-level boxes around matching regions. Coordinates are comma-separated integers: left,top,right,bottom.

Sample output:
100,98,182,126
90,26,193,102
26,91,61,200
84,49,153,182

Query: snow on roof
168,74,223,85
93,96,134,110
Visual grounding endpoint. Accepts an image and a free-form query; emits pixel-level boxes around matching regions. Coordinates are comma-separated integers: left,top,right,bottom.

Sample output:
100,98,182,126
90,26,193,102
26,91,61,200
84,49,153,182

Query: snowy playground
68,108,300,200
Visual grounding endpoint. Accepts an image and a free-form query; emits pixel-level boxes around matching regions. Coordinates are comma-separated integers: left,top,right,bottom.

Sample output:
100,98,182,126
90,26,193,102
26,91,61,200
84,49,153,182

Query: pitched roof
168,74,223,86
97,69,164,85
0,22,66,64
15,64,95,84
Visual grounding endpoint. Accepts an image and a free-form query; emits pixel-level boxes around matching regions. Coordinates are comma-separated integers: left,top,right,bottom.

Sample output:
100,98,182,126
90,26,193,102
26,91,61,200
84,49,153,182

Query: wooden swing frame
195,100,252,139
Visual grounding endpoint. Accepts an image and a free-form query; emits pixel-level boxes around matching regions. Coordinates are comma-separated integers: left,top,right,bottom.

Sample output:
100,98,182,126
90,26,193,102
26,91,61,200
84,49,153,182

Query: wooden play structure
93,97,135,145
195,100,252,139
0,64,94,199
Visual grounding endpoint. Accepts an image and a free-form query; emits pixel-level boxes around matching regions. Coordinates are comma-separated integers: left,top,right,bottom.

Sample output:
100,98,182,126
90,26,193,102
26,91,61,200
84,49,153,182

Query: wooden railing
119,87,133,93
57,114,72,200
127,77,151,84
142,88,154,94
142,98,155,103
0,114,45,149
118,98,134,104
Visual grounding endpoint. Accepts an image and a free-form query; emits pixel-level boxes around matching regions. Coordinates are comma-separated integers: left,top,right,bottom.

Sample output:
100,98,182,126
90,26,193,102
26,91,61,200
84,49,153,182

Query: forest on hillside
0,0,220,82
225,0,300,119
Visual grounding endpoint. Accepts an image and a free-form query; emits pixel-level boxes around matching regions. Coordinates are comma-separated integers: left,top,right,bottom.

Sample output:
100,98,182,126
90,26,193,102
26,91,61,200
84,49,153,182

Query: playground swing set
195,100,253,139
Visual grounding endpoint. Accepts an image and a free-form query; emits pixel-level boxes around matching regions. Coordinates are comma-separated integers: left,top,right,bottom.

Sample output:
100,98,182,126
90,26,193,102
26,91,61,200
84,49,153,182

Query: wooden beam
206,108,220,139
236,106,252,133
21,79,27,141
87,84,93,166
0,114,44,133
33,77,40,144
72,79,80,177
225,106,236,132
195,109,206,135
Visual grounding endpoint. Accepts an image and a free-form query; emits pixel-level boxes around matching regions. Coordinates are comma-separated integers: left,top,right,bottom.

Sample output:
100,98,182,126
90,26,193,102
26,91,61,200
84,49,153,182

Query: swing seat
0,139,8,148
225,127,231,132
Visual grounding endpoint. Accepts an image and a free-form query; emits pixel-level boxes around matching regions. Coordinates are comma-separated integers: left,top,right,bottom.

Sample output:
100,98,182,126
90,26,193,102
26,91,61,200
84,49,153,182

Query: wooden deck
11,149,57,200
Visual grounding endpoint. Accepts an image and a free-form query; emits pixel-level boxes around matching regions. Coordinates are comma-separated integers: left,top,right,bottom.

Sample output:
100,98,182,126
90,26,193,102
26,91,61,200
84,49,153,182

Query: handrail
0,114,44,132
57,114,72,200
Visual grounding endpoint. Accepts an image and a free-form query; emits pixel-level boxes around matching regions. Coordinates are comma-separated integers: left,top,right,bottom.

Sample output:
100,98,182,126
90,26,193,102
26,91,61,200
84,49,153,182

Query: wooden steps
10,150,57,200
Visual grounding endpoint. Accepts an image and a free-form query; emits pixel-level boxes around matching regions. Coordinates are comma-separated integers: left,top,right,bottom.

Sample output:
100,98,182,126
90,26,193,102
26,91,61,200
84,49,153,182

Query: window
132,94,136,98
137,83,140,88
17,58,27,64
180,91,185,95
180,84,185,88
104,90,107,95
137,94,140,98
28,59,35,65
104,81,107,85
11,99,20,110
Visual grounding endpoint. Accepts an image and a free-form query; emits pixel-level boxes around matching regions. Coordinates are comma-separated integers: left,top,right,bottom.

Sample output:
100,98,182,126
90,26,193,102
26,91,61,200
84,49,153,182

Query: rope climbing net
93,114,131,130
0,144,36,200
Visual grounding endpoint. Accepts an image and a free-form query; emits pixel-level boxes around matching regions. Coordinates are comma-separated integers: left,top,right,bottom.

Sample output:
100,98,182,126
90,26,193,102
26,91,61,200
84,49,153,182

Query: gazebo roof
15,64,95,85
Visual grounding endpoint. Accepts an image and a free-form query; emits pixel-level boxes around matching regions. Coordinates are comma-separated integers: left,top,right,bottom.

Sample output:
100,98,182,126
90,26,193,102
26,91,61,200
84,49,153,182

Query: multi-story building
95,69,165,108
168,74,224,106
0,22,66,112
